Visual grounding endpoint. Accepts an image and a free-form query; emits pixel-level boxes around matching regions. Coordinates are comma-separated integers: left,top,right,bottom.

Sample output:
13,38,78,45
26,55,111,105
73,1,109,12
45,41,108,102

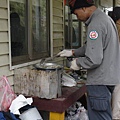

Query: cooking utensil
39,55,60,66
39,58,46,65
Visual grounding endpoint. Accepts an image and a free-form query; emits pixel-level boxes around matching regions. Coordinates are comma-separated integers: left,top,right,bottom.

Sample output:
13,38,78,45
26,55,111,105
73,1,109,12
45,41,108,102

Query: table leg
49,112,65,120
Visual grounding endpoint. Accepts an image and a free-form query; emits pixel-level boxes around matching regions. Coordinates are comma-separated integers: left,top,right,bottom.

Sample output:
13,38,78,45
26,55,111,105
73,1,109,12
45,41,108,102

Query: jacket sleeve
74,43,86,57
76,27,104,69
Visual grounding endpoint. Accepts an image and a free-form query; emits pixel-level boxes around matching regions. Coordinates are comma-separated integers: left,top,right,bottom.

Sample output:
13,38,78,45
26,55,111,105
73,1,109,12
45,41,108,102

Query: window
10,0,50,66
64,1,81,49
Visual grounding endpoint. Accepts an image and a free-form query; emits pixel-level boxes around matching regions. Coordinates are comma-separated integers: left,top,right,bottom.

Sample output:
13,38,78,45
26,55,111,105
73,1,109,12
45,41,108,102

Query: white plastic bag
62,72,76,87
19,107,43,120
65,102,89,120
78,107,89,120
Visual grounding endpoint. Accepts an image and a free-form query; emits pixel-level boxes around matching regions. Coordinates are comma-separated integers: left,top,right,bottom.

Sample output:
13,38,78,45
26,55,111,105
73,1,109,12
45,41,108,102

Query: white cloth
57,49,72,57
70,59,80,70
112,84,120,119
9,94,33,115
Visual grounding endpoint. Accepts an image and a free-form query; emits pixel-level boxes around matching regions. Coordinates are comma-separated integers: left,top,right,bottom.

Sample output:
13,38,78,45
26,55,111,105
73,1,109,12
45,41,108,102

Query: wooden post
49,112,65,120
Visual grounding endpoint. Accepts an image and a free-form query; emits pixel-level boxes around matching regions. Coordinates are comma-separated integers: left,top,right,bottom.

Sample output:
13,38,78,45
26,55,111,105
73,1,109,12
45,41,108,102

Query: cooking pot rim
34,62,63,71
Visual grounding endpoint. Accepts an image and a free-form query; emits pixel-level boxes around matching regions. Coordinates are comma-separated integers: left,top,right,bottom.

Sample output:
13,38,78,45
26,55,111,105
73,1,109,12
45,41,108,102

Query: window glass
72,21,80,47
32,0,48,53
10,0,27,57
64,2,81,49
10,0,50,66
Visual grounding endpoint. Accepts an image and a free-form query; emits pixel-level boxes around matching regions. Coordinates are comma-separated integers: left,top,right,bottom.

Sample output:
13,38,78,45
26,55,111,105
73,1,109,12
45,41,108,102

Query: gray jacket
74,8,120,85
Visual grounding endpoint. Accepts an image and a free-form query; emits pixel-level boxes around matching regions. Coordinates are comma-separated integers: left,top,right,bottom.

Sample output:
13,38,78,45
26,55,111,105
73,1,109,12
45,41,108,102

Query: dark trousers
87,85,114,120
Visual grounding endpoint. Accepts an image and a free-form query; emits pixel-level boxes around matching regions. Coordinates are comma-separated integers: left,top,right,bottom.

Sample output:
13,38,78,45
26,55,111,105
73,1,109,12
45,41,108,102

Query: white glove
57,49,72,57
70,59,80,70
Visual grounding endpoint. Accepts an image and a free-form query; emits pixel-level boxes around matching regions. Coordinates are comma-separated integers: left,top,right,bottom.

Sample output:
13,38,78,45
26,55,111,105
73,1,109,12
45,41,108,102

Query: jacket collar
85,8,101,26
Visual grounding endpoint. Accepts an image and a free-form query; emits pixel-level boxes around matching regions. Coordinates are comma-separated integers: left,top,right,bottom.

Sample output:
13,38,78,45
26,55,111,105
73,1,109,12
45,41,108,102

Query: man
57,0,120,120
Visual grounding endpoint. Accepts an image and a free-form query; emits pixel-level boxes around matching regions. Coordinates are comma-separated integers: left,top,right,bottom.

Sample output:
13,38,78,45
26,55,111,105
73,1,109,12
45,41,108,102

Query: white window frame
8,0,53,70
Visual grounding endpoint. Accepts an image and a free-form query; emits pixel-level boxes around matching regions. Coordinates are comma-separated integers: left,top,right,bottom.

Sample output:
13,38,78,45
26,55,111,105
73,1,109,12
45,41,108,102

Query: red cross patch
89,31,98,40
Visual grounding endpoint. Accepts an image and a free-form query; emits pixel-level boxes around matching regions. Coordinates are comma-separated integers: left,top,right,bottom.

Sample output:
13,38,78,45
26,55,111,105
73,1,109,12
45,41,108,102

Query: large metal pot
34,62,63,98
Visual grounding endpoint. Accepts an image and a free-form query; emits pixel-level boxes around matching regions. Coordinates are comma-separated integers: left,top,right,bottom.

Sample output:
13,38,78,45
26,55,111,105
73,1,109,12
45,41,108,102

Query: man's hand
57,49,72,57
70,59,80,70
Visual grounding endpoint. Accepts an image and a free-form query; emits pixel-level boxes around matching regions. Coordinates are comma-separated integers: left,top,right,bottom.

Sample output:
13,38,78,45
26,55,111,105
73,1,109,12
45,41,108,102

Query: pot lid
34,62,63,71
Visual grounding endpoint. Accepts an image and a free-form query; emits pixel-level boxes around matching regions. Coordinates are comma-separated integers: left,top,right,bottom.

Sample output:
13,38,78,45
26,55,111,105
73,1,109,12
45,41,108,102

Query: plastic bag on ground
0,76,16,111
9,94,33,115
65,102,89,120
19,107,43,120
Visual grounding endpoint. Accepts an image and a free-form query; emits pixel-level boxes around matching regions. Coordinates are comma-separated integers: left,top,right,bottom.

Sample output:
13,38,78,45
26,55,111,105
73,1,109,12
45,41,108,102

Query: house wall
1,0,120,87
0,0,14,85
1,0,120,88
99,0,113,7
52,0,64,64
115,0,120,6
0,0,64,86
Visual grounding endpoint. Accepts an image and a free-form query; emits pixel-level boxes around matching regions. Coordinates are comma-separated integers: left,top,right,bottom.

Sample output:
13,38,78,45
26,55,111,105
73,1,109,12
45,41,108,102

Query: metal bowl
34,62,63,71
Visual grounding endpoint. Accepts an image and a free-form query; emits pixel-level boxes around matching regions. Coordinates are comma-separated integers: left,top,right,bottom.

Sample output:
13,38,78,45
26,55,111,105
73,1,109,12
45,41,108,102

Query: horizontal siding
0,65,14,77
0,75,14,88
53,8,63,17
53,23,63,31
0,0,7,8
0,32,9,42
53,57,64,65
0,19,8,31
116,0,120,5
0,0,65,89
53,32,63,39
53,46,63,55
53,39,63,47
52,48,64,64
0,8,8,19
0,1,14,88
0,43,9,54
0,55,9,66
53,1,63,9
52,0,64,65
100,0,113,7
53,16,63,24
